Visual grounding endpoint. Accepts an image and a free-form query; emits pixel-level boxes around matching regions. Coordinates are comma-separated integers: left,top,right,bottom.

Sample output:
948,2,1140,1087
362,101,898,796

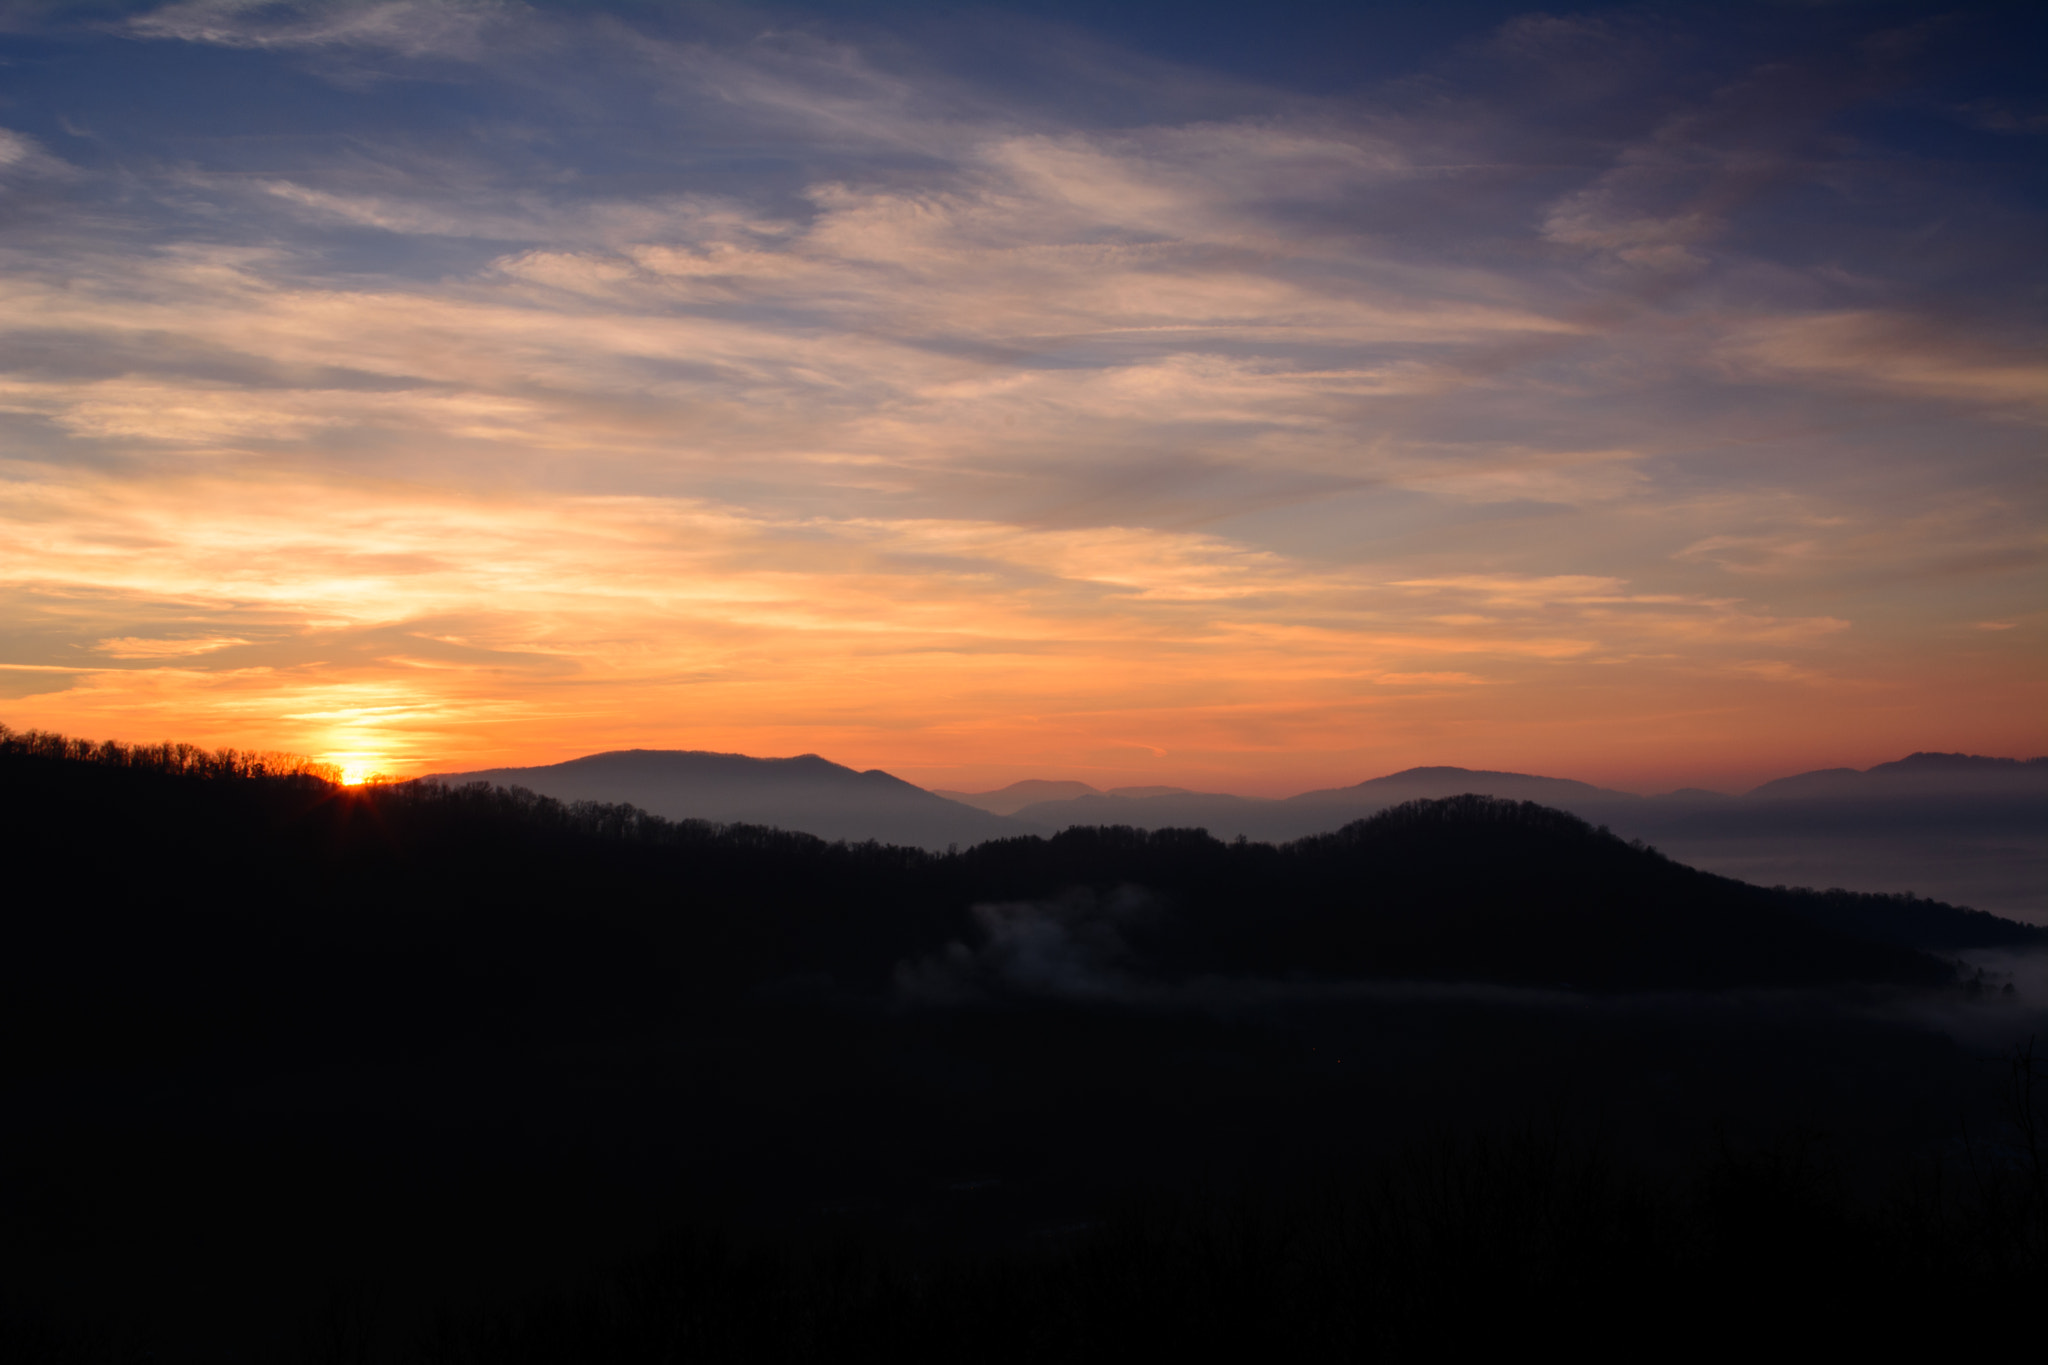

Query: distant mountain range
930,780,1192,817
6,729,2044,1365
434,750,2048,922
430,749,1017,849
941,767,1646,841
943,754,2048,828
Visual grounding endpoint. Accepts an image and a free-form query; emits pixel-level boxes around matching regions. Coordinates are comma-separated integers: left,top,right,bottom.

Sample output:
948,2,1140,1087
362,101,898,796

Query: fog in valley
4,728,2045,1360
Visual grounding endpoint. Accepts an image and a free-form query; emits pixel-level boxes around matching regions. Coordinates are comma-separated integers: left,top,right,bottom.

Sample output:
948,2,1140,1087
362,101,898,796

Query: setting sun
2,5,2040,1356
0,0,2036,799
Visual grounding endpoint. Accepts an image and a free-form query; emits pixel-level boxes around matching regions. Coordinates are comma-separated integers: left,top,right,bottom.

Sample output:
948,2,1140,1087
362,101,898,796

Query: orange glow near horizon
3,476,2038,799
1,13,2042,797
0,438,2040,798
3,362,2039,796
336,761,387,788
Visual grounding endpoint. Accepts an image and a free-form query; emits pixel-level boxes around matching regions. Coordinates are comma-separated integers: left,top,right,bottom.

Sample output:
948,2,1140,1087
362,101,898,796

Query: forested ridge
4,724,2034,1079
3,727,2045,1362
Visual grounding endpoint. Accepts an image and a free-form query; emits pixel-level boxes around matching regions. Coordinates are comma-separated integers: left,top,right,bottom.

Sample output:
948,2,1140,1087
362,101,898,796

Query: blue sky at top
0,0,2040,789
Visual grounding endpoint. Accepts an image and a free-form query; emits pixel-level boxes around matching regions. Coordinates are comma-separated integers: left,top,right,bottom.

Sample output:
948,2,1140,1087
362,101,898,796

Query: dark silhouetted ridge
978,755,2047,921
5,729,2035,1083
3,728,2043,1362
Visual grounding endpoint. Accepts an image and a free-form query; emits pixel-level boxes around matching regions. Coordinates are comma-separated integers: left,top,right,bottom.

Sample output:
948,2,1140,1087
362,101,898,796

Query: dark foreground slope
0,741,2012,1081
5,732,2039,1082
2,732,2044,1362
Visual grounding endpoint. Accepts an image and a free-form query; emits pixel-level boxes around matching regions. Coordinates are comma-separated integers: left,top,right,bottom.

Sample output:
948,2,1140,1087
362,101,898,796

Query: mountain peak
1305,766,1635,802
1870,752,2046,774
934,779,1104,816
429,748,1014,848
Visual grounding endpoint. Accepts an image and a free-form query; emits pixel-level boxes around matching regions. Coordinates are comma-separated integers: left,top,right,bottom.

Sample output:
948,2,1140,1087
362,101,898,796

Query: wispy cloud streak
0,1,2038,791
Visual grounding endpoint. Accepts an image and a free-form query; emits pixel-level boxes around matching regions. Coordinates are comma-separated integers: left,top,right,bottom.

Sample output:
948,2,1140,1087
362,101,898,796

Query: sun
324,744,394,786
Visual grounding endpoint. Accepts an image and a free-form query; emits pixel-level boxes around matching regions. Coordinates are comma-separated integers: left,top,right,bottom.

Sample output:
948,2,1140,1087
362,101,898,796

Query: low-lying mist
2,729,2042,1361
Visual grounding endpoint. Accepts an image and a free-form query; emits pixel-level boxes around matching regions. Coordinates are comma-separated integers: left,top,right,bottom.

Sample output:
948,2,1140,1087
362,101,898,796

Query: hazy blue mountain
990,756,2048,923
430,748,2043,921
934,779,1102,816
937,780,1202,815
431,749,1027,850
1745,752,2048,801
1635,753,2048,924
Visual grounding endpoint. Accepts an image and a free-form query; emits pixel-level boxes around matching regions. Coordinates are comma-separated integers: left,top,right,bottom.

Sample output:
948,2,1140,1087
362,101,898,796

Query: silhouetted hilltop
9,727,2039,1086
4,727,2043,1359
421,750,2044,921
1295,765,1638,809
1006,766,1641,842
989,755,2048,921
983,755,2048,833
945,798,2025,994
433,747,1023,848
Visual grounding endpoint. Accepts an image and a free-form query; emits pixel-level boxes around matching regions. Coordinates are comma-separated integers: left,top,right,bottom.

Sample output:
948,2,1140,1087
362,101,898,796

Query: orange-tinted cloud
0,3,2040,796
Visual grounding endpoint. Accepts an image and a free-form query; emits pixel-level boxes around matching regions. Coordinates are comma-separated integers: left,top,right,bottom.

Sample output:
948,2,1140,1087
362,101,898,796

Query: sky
0,0,2041,794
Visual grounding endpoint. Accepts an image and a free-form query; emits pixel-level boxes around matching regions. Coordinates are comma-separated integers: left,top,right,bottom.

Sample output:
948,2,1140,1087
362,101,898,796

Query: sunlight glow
0,3,2039,794
337,762,387,788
